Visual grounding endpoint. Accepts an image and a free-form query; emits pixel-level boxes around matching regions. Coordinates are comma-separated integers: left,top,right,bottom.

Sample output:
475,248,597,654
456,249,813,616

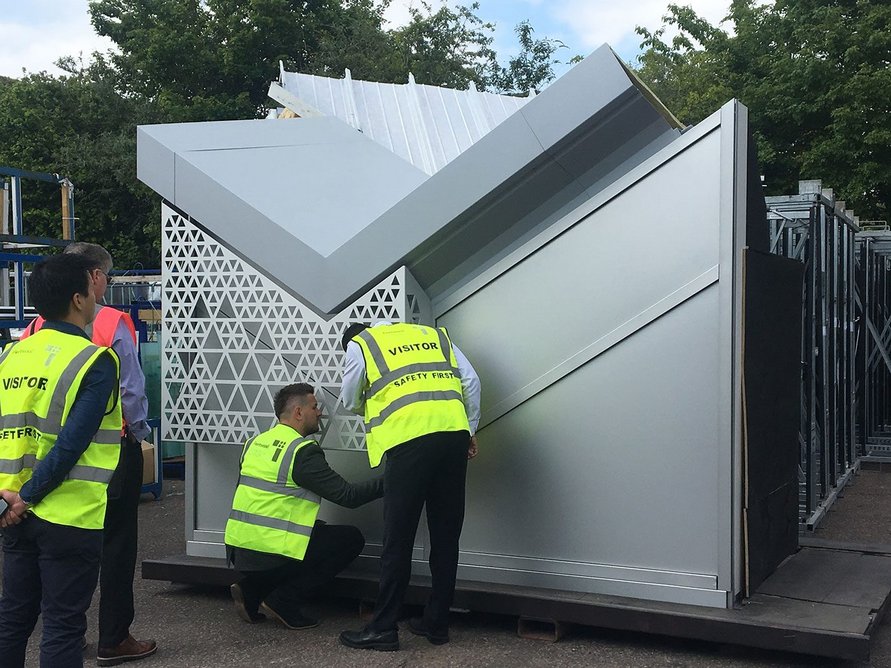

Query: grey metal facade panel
518,46,638,151
431,106,741,605
141,117,428,306
179,140,424,257
415,99,681,306
457,286,722,580
136,130,176,203
437,127,723,417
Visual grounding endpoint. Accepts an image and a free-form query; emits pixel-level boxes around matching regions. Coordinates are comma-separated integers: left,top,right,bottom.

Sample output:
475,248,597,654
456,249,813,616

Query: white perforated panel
161,203,430,449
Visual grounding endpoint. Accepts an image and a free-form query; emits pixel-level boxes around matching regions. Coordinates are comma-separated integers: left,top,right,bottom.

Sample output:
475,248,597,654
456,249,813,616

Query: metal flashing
275,67,530,175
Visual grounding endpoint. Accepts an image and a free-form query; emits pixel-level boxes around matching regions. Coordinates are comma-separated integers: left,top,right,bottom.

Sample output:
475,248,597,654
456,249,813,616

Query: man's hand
467,435,478,460
0,489,30,528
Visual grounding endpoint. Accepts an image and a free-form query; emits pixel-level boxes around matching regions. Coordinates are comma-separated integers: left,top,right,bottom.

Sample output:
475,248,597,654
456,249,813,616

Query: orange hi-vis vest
21,307,137,433
22,307,137,348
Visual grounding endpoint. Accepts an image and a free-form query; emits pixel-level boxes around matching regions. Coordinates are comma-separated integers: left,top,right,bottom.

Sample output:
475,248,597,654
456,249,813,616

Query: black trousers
98,437,143,648
0,515,103,668
238,522,364,614
369,430,469,633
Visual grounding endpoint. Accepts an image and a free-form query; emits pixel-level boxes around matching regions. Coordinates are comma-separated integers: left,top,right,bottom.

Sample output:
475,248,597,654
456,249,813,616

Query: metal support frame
766,182,859,529
856,228,891,457
0,166,75,330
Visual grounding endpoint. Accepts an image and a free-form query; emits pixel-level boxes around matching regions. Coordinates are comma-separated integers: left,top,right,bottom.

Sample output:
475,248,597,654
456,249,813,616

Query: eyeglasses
96,268,114,285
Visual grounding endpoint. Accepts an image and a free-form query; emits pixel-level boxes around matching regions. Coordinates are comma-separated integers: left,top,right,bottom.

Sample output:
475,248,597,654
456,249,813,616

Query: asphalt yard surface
2,470,890,667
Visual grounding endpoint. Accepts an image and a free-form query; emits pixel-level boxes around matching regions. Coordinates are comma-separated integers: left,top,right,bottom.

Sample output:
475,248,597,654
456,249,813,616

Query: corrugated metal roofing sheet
275,68,532,175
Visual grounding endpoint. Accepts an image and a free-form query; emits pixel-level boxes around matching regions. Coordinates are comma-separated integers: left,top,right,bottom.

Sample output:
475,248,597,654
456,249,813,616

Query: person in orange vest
20,242,156,665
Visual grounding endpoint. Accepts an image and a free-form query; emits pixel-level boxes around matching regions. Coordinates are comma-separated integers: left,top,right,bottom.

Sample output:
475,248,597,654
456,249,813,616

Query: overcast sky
0,0,734,80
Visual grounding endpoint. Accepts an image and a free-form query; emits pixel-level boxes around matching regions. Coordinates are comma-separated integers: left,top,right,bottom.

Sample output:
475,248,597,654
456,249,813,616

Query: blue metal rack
0,166,74,330
141,418,163,500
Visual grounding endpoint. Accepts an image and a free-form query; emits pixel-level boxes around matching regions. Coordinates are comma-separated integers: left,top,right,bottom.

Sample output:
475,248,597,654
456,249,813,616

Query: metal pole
1,181,8,308
10,175,24,323
60,179,74,240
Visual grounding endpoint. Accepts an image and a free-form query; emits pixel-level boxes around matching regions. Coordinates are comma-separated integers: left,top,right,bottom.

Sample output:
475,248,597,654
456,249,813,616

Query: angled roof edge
318,45,683,312
137,44,684,315
431,104,730,317
614,51,684,130
137,115,428,262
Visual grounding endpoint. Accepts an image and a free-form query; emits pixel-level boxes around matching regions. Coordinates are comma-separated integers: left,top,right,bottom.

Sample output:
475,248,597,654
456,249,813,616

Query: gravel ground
4,469,891,667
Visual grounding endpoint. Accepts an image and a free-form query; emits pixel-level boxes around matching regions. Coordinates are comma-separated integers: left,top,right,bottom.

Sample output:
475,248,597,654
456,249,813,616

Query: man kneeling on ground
224,383,382,628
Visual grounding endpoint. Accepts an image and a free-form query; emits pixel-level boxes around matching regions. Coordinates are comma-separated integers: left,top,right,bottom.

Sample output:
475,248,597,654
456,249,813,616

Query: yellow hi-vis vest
0,328,122,530
353,323,469,467
224,424,321,561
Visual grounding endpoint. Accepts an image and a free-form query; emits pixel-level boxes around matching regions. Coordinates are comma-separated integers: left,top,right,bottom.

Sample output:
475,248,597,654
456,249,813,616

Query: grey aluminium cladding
137,45,682,316
145,47,753,609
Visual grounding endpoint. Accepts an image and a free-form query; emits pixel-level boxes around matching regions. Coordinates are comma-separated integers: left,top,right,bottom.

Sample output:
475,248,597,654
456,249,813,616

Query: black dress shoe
407,617,449,645
259,601,318,630
230,583,266,624
339,627,399,651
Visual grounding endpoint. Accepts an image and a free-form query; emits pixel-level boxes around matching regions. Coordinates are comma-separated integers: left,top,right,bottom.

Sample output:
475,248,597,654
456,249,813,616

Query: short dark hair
63,241,113,271
273,383,315,418
29,254,93,320
341,322,368,351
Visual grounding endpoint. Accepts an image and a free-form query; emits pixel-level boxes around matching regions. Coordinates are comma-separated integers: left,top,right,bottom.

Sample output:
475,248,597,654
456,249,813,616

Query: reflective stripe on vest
0,412,121,445
228,510,314,538
0,453,37,474
0,329,122,529
224,424,321,561
354,324,469,467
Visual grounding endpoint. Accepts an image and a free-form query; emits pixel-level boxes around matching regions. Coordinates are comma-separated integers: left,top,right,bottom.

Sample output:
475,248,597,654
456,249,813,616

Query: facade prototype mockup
139,45,800,609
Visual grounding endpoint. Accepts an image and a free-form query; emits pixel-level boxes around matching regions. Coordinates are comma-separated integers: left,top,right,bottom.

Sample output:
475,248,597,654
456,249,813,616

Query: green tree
89,0,344,120
310,0,402,82
386,1,497,89
489,21,568,95
0,59,159,267
635,0,891,220
381,4,568,94
89,0,566,110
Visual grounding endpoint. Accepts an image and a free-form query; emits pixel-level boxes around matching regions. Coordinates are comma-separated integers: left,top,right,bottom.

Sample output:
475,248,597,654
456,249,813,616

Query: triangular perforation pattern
161,204,431,449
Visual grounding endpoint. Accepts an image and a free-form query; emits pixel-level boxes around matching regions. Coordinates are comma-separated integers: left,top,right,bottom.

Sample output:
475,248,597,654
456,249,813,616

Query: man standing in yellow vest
20,241,156,665
338,321,480,651
225,382,383,629
0,254,122,668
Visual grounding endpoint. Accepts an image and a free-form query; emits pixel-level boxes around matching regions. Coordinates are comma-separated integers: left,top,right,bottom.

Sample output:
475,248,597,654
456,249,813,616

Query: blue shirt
18,321,118,506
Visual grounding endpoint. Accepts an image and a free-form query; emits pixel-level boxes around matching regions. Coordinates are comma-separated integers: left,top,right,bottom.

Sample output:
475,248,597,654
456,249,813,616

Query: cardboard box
141,441,156,486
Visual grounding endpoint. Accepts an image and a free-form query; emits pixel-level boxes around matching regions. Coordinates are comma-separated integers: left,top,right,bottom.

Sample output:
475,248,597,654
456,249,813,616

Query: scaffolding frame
0,166,74,329
857,226,891,457
766,181,859,530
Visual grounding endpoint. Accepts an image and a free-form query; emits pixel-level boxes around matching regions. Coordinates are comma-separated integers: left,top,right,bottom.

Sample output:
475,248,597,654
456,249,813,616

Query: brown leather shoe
97,634,157,666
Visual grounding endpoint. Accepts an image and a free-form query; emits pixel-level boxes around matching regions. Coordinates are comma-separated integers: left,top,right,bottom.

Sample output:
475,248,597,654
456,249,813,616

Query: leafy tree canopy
87,0,567,119
0,57,157,268
635,0,891,220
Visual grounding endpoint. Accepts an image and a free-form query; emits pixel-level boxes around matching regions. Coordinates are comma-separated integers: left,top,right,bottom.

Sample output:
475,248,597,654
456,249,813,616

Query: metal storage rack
857,225,891,457
0,166,74,331
766,181,858,529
